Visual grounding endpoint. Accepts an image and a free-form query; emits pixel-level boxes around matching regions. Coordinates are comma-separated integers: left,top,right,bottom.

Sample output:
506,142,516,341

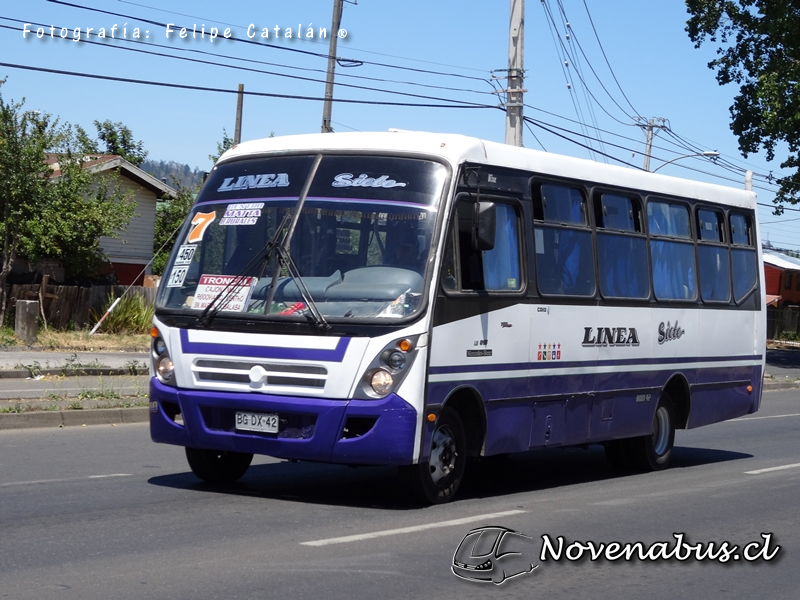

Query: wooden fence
9,284,157,330
767,305,800,341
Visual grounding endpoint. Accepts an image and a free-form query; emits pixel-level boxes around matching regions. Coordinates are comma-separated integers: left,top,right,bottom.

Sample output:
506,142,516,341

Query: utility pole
505,0,525,146
640,117,668,171
233,84,244,144
321,0,344,133
745,170,753,191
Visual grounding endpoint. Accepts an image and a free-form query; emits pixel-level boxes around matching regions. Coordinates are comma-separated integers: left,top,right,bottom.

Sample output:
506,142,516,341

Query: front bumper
149,379,417,465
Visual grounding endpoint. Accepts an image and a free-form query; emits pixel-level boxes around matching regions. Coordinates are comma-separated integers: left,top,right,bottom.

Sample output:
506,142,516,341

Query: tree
207,128,274,165
208,128,234,165
152,181,196,275
76,119,147,166
686,0,800,209
0,88,135,324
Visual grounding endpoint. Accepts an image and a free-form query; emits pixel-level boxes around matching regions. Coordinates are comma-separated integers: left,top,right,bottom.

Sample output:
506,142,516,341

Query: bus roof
219,130,756,209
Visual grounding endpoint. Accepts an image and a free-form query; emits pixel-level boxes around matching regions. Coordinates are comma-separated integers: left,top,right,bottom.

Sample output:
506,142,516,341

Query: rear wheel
185,447,253,484
627,392,675,471
402,407,466,504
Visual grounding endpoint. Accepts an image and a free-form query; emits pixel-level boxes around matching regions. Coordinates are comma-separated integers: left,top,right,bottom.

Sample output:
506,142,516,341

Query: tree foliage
76,119,147,166
208,128,234,165
686,0,800,209
152,181,196,275
0,87,135,323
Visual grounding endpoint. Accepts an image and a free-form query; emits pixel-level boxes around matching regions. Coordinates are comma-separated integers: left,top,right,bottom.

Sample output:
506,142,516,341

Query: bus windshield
156,154,447,323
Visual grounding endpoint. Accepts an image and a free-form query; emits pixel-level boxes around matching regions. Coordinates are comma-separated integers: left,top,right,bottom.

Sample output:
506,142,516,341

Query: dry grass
34,330,149,352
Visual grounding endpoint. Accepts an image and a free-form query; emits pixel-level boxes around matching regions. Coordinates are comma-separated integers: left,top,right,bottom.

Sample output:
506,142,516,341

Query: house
762,248,800,308
46,154,177,285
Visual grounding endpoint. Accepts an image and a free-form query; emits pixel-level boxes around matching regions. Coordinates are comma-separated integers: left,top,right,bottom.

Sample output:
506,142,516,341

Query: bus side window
594,193,649,299
730,213,757,303
533,184,595,297
442,198,522,292
647,200,696,301
696,208,731,303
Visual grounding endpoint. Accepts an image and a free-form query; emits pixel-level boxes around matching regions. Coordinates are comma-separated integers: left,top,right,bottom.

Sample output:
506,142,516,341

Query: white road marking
732,412,800,422
744,463,800,475
0,474,132,487
301,509,528,546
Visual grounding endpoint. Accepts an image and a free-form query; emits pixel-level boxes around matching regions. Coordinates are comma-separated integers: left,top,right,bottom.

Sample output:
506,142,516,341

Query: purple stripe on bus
179,329,350,362
428,354,763,375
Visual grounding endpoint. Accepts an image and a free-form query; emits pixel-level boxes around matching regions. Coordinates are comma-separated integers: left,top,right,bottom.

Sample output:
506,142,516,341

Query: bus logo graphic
452,526,537,585
537,343,561,360
658,321,685,345
582,327,640,347
331,173,407,188
217,173,290,192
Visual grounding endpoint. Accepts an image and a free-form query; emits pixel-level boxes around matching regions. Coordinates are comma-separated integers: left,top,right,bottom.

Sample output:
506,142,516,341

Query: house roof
763,249,800,272
46,153,177,198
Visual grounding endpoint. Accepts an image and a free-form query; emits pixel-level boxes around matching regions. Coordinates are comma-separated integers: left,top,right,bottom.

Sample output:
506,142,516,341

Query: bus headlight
386,351,406,370
356,335,425,400
151,329,177,386
370,369,394,395
156,356,175,382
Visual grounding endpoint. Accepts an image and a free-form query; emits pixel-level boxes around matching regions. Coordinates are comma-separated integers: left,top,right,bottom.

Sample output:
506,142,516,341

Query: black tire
627,392,675,471
185,447,253,484
402,407,467,504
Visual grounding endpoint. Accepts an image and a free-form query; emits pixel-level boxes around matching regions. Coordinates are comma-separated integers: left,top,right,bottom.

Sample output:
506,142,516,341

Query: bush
93,292,154,334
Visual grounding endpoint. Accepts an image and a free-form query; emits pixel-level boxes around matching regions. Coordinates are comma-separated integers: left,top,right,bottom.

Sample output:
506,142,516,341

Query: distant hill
141,159,205,190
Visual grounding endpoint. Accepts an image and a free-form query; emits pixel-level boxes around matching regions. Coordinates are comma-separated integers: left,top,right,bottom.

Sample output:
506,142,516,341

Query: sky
0,0,796,250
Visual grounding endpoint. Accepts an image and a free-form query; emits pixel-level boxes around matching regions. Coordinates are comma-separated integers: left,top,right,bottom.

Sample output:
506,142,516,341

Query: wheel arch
664,373,691,429
442,385,487,458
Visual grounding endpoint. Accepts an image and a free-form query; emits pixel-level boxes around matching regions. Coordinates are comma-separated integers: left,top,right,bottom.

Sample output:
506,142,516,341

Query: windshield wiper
196,154,329,330
196,210,291,328
262,154,330,331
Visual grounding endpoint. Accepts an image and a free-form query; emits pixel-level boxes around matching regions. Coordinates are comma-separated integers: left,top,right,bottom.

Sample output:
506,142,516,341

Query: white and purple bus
150,131,765,503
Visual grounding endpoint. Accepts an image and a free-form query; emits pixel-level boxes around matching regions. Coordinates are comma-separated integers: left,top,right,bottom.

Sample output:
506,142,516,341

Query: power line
0,23,493,107
116,0,492,75
579,0,640,116
45,0,492,84
0,60,502,110
1,16,494,98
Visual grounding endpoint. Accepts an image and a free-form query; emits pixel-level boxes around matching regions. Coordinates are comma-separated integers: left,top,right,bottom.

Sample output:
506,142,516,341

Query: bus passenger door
430,196,532,456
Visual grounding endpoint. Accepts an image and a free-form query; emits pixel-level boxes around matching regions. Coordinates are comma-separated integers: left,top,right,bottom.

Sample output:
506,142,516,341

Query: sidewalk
0,350,151,430
0,349,149,374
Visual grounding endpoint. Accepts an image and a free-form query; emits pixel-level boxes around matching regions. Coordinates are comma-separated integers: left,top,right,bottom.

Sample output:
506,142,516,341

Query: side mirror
472,201,496,251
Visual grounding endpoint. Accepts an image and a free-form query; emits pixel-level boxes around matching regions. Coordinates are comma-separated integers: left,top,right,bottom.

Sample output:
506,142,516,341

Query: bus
150,130,765,504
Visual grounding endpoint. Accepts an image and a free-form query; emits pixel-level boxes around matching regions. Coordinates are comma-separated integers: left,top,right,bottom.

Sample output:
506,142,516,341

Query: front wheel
185,447,253,484
401,407,466,504
627,392,675,471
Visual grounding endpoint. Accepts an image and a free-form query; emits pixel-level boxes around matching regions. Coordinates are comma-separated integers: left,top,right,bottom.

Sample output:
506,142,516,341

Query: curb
764,381,800,391
0,407,149,430
0,368,147,379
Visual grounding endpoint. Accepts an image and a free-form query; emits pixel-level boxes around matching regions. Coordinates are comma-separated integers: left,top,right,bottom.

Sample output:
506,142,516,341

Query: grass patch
77,389,123,402
92,293,155,335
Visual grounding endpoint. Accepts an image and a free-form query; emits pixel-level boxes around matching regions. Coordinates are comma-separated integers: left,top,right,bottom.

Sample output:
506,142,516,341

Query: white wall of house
99,175,157,266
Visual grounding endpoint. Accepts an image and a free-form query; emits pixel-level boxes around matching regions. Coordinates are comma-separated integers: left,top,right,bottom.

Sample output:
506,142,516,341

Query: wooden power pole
321,0,345,133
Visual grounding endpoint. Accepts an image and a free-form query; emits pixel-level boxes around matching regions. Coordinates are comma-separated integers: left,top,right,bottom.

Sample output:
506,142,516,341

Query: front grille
192,358,328,392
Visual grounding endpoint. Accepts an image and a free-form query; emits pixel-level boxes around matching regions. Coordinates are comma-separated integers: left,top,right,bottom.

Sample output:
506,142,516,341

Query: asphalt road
1,388,798,599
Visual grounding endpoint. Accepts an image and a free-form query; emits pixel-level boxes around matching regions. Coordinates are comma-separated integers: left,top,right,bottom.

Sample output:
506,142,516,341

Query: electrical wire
0,23,494,108
116,0,492,75
45,0,492,84
1,17,496,98
0,60,503,110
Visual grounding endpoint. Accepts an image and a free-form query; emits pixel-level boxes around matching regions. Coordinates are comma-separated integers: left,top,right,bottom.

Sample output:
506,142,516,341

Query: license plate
235,411,279,433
